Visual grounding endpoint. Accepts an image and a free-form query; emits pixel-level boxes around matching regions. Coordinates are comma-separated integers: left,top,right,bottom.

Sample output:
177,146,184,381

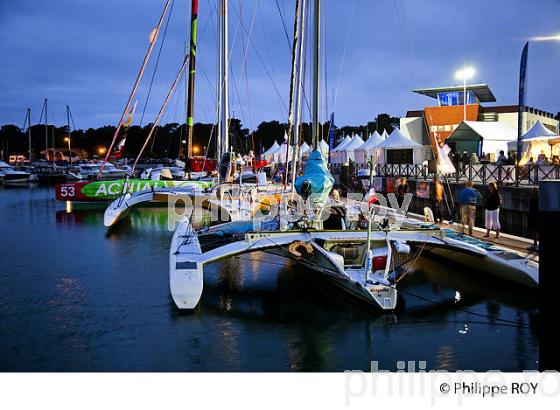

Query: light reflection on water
0,186,538,371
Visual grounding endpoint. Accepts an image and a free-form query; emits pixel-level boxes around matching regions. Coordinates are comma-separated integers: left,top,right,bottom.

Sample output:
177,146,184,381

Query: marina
1,2,559,408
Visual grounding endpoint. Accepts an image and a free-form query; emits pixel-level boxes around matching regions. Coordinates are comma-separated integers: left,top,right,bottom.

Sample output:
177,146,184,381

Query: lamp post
455,66,475,122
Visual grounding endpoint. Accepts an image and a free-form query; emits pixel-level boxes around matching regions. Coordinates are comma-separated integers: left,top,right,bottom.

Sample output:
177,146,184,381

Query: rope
397,287,531,328
274,0,293,53
139,0,175,127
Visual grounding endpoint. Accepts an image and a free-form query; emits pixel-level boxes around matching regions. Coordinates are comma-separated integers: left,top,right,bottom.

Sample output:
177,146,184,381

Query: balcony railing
363,163,560,186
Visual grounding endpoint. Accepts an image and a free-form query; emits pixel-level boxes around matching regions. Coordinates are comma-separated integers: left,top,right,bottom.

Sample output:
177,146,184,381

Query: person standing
430,178,444,223
458,181,482,235
496,150,508,165
396,177,409,205
484,182,502,238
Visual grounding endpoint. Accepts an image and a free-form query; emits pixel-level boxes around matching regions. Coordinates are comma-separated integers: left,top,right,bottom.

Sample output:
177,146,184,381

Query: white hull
169,223,539,312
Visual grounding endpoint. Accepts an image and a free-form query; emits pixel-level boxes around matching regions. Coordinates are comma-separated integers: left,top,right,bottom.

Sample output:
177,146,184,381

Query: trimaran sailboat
168,0,538,312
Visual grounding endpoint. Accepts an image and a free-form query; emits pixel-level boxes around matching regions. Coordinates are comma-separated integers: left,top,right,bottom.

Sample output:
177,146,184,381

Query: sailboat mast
186,0,198,159
216,1,222,160
291,0,307,192
44,98,48,156
284,0,301,176
311,0,320,150
221,0,229,156
27,108,32,162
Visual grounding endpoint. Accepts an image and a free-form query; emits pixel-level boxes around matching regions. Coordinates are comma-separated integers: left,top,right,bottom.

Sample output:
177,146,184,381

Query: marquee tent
354,131,385,165
330,135,352,164
374,127,423,164
447,121,516,158
339,134,364,163
518,121,560,164
262,141,280,162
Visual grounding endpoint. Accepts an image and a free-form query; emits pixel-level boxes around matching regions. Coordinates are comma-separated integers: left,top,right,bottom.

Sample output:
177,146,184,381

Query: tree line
0,113,399,161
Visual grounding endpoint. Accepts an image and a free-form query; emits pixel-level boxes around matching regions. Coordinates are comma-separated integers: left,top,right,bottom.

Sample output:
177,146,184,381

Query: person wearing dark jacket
430,178,444,223
484,182,502,238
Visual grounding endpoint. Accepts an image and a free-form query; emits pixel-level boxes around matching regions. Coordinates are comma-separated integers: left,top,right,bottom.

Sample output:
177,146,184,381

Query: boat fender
395,241,410,254
288,241,314,258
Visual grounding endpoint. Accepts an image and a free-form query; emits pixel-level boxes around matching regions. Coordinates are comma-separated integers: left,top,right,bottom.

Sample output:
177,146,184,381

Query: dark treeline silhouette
0,113,399,161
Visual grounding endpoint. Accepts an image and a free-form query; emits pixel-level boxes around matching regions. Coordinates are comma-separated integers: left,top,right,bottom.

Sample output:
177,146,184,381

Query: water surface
0,186,538,371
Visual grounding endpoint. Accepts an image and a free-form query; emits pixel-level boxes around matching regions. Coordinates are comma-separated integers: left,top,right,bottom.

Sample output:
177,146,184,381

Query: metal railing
368,163,560,186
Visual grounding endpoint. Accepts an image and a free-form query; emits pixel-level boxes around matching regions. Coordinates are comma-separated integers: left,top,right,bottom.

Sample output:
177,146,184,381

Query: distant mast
186,0,198,159
26,108,32,162
44,98,48,157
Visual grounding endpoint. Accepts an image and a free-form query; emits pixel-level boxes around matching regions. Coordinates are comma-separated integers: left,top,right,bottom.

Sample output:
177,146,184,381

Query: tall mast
44,98,48,156
186,0,198,159
311,0,320,150
220,0,229,156
284,0,301,179
97,0,172,178
216,1,223,160
27,108,32,162
291,0,307,192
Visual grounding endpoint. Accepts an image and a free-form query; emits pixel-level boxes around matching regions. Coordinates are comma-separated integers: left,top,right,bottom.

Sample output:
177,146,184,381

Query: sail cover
295,149,334,207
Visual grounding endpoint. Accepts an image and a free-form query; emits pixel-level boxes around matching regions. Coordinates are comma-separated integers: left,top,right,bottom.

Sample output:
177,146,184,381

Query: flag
327,112,335,162
516,42,529,163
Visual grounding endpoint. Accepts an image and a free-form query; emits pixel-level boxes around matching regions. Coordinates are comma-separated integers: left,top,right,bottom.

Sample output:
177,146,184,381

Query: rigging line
237,0,259,131
139,0,175,127
132,54,189,172
398,318,531,330
393,0,455,215
68,108,77,132
274,0,293,53
396,288,530,326
229,0,288,115
331,0,356,114
38,101,44,125
98,0,172,179
256,0,287,112
21,110,29,131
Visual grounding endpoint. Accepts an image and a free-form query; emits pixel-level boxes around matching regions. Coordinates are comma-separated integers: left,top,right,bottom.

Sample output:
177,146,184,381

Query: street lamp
64,136,72,167
455,66,475,122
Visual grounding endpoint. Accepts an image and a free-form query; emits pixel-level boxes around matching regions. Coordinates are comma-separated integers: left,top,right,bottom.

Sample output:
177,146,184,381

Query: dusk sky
1,0,559,131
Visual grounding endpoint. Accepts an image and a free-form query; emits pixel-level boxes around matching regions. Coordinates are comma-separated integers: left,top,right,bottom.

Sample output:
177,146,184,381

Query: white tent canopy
340,134,364,163
262,141,280,159
518,121,560,164
299,141,311,155
274,143,296,163
375,127,423,165
522,120,556,141
331,135,352,164
355,131,385,164
448,121,516,158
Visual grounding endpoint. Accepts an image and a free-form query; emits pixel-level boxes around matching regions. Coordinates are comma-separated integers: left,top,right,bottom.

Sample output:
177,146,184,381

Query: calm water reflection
0,186,538,371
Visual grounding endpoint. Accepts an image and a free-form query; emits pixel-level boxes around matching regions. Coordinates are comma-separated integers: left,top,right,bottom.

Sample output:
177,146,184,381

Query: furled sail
294,149,334,207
